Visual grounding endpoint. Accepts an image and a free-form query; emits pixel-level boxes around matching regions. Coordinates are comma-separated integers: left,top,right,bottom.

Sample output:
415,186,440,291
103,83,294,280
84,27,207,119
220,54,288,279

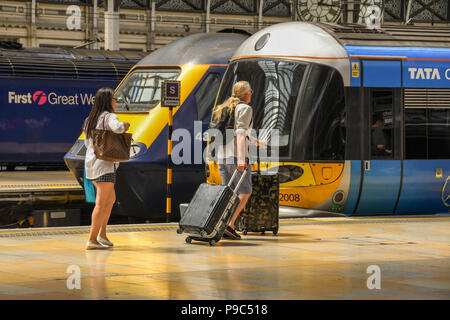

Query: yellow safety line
1,216,448,236
280,216,450,224
0,225,176,235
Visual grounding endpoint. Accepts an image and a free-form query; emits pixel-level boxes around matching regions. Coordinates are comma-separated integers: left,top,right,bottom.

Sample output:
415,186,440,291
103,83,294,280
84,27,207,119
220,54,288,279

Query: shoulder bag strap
102,112,108,131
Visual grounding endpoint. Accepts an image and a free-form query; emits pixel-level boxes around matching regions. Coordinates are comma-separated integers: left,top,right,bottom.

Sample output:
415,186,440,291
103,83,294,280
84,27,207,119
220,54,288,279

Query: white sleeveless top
217,103,253,163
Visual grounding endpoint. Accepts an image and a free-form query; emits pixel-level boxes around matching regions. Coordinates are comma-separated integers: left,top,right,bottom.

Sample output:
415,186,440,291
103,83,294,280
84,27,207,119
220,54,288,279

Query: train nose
114,161,205,221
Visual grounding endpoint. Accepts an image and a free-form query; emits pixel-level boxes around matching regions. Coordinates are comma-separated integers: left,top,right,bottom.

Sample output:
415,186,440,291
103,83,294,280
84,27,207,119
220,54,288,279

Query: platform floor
0,216,449,300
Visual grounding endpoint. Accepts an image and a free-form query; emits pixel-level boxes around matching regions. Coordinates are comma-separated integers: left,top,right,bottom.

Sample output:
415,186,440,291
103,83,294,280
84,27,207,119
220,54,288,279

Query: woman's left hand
257,140,267,149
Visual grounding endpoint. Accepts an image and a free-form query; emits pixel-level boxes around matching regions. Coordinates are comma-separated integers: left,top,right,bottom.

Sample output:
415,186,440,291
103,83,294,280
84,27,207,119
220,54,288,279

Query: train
64,32,249,221
0,45,143,169
206,22,450,216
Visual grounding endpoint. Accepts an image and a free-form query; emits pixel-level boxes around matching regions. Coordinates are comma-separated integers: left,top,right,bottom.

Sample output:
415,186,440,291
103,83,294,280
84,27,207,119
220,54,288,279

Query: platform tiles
0,216,449,300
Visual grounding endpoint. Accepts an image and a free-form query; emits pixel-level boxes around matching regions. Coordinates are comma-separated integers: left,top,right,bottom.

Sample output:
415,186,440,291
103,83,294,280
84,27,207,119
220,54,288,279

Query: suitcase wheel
176,228,183,234
185,237,192,244
209,239,216,246
273,228,278,236
200,230,207,238
242,229,248,236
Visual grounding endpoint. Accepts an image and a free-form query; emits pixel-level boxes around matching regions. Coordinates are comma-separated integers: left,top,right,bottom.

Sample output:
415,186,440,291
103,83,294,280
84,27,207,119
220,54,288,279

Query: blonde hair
213,81,251,121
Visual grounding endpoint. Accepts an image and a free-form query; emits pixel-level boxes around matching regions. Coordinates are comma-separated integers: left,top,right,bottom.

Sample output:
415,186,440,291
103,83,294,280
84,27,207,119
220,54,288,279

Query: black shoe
222,231,233,239
225,226,241,240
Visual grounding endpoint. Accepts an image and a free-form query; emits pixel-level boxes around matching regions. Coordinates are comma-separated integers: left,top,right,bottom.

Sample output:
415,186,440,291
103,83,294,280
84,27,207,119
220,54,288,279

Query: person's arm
107,113,130,133
237,133,246,171
249,135,267,149
235,105,252,171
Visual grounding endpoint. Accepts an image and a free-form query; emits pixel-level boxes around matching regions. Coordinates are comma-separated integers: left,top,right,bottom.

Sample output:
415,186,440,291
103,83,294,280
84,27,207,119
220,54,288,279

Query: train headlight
273,165,303,183
255,33,270,51
68,141,79,155
129,142,146,159
205,163,210,178
332,190,345,205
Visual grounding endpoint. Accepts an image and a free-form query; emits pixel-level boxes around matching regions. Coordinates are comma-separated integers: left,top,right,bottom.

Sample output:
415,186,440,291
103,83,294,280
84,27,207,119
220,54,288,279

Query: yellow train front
64,32,248,221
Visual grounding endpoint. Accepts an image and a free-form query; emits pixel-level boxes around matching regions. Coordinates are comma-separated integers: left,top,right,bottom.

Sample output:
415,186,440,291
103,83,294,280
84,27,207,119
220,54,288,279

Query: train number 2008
279,193,300,202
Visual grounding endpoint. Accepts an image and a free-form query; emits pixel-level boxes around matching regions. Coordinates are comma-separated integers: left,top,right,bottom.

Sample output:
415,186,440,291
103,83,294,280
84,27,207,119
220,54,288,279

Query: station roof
316,23,450,48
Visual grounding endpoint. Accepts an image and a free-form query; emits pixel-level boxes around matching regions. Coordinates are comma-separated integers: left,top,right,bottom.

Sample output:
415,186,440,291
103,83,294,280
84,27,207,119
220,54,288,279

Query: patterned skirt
91,172,116,183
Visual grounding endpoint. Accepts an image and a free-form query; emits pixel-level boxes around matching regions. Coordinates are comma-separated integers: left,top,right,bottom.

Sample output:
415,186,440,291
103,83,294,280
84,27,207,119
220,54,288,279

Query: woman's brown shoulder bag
91,113,132,162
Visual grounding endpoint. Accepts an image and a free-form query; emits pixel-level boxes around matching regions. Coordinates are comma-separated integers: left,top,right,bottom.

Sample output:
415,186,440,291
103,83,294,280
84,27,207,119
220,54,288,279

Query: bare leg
88,182,115,243
229,193,251,229
99,187,115,240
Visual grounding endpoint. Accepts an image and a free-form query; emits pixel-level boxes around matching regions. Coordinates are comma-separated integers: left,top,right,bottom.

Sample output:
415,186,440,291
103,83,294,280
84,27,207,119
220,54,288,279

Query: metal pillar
28,0,37,47
104,0,120,51
93,0,98,49
149,0,156,51
206,0,211,33
347,0,354,24
258,0,264,30
405,0,413,24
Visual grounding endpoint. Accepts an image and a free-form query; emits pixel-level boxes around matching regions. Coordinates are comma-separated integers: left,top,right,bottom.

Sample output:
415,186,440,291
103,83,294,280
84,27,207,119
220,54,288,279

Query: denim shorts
218,159,252,195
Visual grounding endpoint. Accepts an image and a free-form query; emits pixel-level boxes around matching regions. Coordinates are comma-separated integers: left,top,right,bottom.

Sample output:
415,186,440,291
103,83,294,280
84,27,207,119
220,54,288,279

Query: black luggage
177,169,247,246
235,145,280,235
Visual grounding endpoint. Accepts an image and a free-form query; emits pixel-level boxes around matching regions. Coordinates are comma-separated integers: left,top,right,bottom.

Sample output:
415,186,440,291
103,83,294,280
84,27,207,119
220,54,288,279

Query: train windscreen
214,59,346,161
114,69,180,112
213,59,307,158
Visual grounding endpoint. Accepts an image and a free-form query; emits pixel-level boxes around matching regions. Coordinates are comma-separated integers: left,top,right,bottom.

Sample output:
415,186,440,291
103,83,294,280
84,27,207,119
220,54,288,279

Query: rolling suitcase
177,169,248,246
236,147,280,235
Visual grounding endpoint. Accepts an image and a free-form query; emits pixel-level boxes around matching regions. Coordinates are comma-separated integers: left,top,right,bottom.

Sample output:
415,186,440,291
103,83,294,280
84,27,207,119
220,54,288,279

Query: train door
354,60,403,214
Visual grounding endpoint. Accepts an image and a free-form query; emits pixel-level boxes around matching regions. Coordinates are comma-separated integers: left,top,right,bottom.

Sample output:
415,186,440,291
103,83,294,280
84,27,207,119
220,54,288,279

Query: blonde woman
83,88,130,250
213,81,263,240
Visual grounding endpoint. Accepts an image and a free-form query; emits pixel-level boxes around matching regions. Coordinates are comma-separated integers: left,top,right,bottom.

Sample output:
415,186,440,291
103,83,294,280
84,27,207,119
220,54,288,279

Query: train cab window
292,64,346,161
114,69,180,112
195,72,221,121
371,91,393,159
213,59,307,159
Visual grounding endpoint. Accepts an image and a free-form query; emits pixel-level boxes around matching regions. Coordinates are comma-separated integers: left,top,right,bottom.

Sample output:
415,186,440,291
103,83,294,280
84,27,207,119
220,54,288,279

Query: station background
1,0,449,52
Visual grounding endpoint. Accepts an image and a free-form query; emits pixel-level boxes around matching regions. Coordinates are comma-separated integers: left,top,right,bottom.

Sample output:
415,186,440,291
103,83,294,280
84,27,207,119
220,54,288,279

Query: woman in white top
213,81,264,240
83,87,130,250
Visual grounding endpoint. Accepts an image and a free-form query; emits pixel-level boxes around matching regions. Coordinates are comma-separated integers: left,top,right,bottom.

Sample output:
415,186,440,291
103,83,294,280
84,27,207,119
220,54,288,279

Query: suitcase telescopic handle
227,168,248,194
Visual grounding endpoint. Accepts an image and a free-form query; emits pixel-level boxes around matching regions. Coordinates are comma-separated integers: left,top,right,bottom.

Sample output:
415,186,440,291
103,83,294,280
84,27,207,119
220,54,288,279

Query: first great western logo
8,91,94,106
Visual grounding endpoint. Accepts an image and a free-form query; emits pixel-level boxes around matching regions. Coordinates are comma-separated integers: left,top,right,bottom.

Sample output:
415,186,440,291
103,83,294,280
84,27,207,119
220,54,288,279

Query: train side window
404,89,450,160
428,108,450,159
195,72,221,121
371,91,393,159
292,65,346,161
405,108,427,159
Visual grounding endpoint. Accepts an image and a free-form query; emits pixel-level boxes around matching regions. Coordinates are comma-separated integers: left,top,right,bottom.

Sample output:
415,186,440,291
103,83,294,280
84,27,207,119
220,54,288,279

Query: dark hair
83,87,115,139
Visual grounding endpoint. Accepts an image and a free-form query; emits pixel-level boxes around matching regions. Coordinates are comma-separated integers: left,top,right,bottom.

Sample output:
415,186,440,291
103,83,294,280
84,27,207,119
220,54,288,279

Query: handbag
91,113,132,162
83,169,96,203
